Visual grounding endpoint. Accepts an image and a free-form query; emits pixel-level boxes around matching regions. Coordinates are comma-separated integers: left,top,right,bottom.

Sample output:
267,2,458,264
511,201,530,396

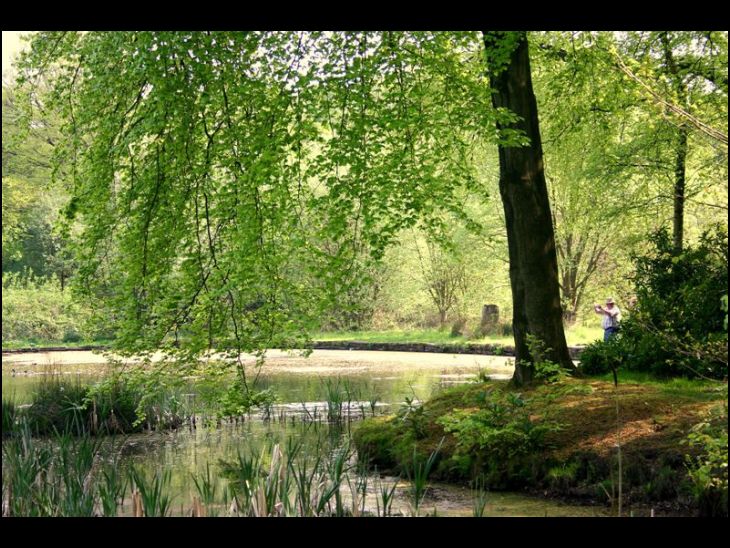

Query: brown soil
543,380,722,460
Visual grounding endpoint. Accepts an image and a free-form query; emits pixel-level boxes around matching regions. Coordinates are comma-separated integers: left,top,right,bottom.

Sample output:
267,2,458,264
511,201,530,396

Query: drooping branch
612,50,728,146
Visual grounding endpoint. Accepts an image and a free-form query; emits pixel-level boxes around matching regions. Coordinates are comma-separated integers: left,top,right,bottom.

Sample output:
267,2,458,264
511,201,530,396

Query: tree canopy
12,30,727,385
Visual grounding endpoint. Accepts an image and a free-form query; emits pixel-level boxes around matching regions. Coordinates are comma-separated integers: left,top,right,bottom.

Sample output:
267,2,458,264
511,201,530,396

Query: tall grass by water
2,426,124,516
3,372,194,437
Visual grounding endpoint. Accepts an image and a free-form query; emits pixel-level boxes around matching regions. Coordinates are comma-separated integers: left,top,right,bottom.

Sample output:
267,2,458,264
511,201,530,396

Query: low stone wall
1,345,110,354
311,340,584,359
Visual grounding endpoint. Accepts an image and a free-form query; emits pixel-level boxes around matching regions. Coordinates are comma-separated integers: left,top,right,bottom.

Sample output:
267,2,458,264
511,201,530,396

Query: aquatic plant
128,466,173,517
404,438,443,515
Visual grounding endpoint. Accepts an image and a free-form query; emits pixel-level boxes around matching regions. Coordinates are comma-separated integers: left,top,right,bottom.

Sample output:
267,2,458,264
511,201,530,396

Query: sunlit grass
313,326,603,347
4,328,603,351
593,370,728,400
312,329,470,344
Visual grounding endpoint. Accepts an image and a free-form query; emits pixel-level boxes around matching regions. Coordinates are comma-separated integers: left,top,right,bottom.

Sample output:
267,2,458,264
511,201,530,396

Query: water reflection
103,421,610,517
2,351,611,516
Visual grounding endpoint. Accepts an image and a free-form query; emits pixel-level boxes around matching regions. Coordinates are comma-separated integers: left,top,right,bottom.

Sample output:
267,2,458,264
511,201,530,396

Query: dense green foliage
580,228,728,378
1,273,97,343
685,401,728,516
2,85,74,283
3,374,189,437
354,377,727,514
4,32,725,357
437,388,560,486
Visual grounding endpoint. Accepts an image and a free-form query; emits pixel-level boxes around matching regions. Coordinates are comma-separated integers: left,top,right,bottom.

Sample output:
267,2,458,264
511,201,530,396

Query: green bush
579,228,728,379
2,272,99,344
216,378,278,418
579,336,621,376
437,389,560,487
685,404,728,517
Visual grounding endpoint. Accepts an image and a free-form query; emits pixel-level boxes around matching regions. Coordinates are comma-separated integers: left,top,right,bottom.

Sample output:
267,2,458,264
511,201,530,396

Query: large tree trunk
482,31,574,385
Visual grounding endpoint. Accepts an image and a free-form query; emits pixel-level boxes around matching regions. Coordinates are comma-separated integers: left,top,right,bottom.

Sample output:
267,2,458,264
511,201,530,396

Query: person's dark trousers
604,327,619,342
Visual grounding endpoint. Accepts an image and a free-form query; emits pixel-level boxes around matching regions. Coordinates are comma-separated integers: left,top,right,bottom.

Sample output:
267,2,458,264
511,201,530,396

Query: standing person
594,297,622,342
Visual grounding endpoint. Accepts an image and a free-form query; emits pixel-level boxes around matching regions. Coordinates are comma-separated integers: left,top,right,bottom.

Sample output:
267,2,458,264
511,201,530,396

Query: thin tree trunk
661,32,688,254
482,31,574,385
673,125,688,253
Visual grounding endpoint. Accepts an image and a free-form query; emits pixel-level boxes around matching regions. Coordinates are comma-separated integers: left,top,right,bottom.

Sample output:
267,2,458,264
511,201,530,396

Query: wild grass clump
2,399,18,438
322,378,362,423
6,374,191,437
1,427,127,516
218,428,381,517
23,375,92,435
403,439,443,515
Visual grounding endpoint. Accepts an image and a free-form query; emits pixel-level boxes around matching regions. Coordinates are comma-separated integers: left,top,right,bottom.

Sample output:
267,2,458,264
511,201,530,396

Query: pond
2,349,612,517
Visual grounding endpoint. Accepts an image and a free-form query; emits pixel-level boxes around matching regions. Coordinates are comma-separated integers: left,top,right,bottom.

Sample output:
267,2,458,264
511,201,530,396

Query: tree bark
482,31,574,385
661,32,688,254
672,124,688,254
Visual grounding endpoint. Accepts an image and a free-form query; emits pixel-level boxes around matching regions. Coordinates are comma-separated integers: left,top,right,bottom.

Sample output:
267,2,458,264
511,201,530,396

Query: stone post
479,304,499,334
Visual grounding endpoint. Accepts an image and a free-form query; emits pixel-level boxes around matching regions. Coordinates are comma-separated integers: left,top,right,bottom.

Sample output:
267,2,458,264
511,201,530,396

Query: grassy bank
353,375,728,516
313,326,603,347
1,339,113,351
3,327,602,352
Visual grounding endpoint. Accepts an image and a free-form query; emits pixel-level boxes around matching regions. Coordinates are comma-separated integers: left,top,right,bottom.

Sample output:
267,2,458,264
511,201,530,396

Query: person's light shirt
602,306,621,329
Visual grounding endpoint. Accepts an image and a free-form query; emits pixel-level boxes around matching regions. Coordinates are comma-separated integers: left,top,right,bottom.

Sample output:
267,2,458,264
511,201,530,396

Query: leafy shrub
635,229,727,337
578,334,627,376
217,378,278,418
579,228,728,379
397,395,428,439
524,334,569,383
685,403,728,517
437,389,560,487
2,272,100,344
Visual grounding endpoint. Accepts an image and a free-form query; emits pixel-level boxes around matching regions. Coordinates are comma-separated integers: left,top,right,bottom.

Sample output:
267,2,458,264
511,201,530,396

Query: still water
2,349,610,517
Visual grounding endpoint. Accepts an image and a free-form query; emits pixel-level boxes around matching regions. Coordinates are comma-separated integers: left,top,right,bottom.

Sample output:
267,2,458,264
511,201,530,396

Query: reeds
2,399,17,438
4,376,193,437
2,426,119,516
217,427,382,517
128,466,173,517
404,438,443,515
373,472,399,517
472,476,489,517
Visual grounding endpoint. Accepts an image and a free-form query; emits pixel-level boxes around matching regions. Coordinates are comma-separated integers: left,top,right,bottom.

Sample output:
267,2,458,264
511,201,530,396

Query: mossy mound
353,378,727,515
